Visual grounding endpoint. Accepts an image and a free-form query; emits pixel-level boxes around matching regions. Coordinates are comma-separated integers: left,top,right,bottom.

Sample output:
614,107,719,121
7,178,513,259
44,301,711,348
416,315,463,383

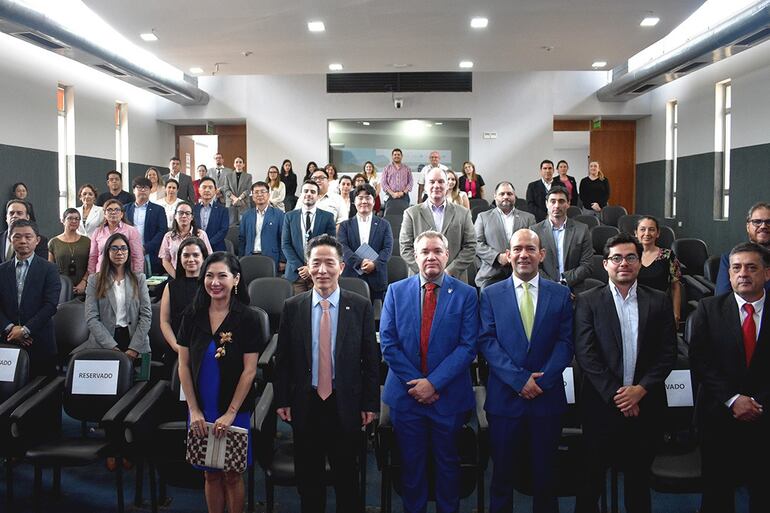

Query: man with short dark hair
96,170,134,206
0,219,61,377
574,232,677,513
0,200,48,262
690,242,770,513
531,186,593,292
380,148,413,210
715,202,770,295
239,181,285,272
207,152,233,204
125,176,167,274
308,168,347,225
162,156,195,204
275,234,379,513
475,182,536,288
194,177,230,252
525,160,555,222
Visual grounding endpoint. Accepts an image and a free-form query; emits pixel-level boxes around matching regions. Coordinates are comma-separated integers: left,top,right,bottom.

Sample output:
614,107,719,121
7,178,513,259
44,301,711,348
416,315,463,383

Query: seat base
26,438,111,467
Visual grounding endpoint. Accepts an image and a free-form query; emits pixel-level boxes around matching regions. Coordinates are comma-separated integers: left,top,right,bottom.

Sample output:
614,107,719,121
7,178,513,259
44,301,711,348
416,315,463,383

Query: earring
235,283,238,295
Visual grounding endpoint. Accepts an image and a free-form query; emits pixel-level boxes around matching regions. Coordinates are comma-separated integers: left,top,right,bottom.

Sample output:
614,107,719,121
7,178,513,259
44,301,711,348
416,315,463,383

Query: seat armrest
692,275,715,295
0,376,49,419
374,394,391,470
123,380,171,445
10,376,65,441
682,275,711,301
252,383,274,434
102,381,151,438
373,299,382,322
258,335,278,382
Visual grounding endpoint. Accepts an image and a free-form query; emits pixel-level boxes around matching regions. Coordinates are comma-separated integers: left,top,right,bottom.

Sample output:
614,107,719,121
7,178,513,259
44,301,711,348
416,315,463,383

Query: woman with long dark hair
554,160,579,206
177,252,265,513
636,216,683,324
159,201,212,277
304,161,318,182
458,161,485,200
280,159,297,210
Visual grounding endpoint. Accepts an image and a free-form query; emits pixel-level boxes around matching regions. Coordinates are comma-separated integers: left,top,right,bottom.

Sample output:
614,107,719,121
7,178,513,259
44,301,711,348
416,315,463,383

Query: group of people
525,159,610,222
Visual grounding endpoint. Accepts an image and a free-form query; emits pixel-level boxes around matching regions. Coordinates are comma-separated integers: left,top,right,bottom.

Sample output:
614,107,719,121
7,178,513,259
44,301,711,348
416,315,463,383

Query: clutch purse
185,422,249,473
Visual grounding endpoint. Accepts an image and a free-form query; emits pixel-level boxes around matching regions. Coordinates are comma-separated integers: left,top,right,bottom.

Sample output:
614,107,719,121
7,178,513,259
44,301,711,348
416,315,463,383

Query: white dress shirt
253,207,267,253
725,291,766,407
429,201,446,232
356,214,372,246
548,219,567,279
113,278,128,328
609,280,640,386
512,273,540,318
498,208,517,242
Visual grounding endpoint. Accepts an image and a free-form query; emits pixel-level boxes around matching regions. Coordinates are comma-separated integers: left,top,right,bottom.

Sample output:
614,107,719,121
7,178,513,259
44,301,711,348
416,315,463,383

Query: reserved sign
563,367,575,404
0,347,20,382
665,369,694,407
72,360,120,395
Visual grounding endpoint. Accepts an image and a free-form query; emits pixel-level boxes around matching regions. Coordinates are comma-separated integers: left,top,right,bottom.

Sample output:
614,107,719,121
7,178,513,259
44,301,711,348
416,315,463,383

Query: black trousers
293,390,361,513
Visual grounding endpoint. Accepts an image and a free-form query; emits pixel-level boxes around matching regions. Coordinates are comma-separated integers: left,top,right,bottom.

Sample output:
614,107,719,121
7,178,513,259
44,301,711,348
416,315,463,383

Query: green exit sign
592,118,602,129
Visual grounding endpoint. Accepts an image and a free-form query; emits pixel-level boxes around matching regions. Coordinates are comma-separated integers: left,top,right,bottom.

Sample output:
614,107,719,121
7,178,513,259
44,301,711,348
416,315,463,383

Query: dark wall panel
75,155,118,197
635,161,665,219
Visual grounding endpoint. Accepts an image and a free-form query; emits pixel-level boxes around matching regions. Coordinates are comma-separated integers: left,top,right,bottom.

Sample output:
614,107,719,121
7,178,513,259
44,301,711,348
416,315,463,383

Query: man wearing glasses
239,181,285,273
715,202,770,294
574,233,677,513
305,168,347,225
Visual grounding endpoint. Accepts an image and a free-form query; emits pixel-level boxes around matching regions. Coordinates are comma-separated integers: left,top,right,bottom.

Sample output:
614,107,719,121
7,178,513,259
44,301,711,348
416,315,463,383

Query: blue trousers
390,407,466,513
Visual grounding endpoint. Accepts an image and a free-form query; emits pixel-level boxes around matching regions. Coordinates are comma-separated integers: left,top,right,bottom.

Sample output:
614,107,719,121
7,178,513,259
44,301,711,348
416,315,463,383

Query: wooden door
589,121,636,212
175,124,247,171
178,136,196,175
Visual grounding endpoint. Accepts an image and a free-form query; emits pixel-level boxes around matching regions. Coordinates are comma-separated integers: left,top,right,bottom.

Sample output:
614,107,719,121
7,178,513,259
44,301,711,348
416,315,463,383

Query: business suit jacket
274,289,380,431
82,272,152,354
380,274,478,417
124,201,167,274
574,284,677,417
715,251,770,296
474,208,536,288
554,175,579,206
479,277,573,418
239,206,285,271
0,230,49,262
525,180,550,222
221,171,253,222
194,201,230,252
281,209,336,282
338,215,393,295
399,201,476,280
0,256,61,365
531,218,593,288
162,172,195,204
207,166,233,190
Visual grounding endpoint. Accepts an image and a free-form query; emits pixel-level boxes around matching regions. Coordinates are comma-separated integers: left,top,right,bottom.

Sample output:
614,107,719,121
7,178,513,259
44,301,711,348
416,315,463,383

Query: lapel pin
448,288,453,294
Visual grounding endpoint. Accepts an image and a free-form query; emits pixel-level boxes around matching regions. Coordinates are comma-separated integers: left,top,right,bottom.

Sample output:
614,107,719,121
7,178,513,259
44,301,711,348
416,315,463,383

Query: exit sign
592,118,602,129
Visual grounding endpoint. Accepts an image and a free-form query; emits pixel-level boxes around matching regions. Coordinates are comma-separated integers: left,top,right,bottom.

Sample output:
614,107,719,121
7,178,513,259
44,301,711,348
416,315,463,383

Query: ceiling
85,0,704,76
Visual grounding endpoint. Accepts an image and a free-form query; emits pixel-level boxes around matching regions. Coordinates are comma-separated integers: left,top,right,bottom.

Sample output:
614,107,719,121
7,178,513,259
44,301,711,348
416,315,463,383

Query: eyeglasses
109,246,129,253
748,219,770,227
312,176,328,182
64,217,81,222
105,208,122,214
176,211,193,217
606,254,640,265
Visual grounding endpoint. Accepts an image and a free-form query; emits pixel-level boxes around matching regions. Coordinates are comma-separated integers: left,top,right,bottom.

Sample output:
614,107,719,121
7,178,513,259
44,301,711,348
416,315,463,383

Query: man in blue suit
125,177,167,274
282,180,336,294
194,177,230,252
380,230,478,513
0,220,60,377
239,181,285,273
338,183,393,301
479,228,574,513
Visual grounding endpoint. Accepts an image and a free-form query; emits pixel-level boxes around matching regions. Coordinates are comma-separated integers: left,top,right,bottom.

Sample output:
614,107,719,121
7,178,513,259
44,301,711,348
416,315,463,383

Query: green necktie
520,282,534,340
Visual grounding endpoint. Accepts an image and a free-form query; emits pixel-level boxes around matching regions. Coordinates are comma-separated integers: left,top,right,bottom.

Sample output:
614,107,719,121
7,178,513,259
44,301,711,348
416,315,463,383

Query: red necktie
420,283,437,375
742,303,757,366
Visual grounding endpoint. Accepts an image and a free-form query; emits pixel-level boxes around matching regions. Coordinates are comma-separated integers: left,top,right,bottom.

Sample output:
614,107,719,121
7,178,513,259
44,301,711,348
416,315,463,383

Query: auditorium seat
383,201,408,218
672,238,713,302
226,225,240,256
573,215,599,229
59,275,73,304
469,198,489,211
471,205,489,224
702,254,721,285
591,226,620,254
240,254,277,286
658,225,676,249
617,214,642,235
387,256,409,285
600,205,628,227
566,206,582,218
54,300,90,370
248,278,293,384
224,239,235,255
589,254,609,283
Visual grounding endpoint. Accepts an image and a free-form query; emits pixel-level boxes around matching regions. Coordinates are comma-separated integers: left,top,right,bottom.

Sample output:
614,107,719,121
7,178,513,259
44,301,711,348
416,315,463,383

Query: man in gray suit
399,167,476,280
207,152,232,205
475,182,536,288
531,186,593,292
162,156,195,204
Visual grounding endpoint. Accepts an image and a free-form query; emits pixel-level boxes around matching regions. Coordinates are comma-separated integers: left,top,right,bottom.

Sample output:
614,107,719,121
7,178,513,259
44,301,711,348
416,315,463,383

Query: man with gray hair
475,182,536,288
417,151,448,201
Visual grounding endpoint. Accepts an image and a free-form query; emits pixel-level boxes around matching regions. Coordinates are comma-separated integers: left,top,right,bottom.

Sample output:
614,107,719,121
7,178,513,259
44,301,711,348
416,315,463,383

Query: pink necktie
317,299,332,399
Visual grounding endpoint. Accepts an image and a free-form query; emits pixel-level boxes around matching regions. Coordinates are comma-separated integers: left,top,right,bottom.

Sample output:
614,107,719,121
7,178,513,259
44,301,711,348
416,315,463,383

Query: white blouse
76,205,105,238
113,278,128,328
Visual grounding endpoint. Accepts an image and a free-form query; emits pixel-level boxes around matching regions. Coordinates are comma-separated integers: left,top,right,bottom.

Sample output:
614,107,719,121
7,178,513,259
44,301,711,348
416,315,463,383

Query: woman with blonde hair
579,161,610,215
445,170,470,209
266,165,286,211
458,161,485,200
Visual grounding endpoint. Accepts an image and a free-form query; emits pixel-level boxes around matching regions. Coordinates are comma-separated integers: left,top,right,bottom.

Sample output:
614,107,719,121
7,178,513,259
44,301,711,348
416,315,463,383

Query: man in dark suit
380,230,478,513
124,177,167,274
275,234,379,513
574,232,677,513
95,170,135,206
715,202,770,295
531,186,593,292
0,220,61,377
479,228,573,513
338,183,393,301
193,177,230,252
1,200,48,262
239,181,285,272
162,156,195,204
282,180,336,294
690,242,770,513
525,160,556,222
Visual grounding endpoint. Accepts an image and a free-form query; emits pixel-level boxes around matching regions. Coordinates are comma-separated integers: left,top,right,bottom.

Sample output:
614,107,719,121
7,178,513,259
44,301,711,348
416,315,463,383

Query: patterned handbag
185,422,249,473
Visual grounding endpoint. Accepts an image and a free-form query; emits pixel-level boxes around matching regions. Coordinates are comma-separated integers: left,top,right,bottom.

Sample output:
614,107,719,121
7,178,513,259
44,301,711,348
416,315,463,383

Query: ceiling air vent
674,61,707,74
13,31,66,50
631,83,657,94
735,26,770,46
327,72,472,93
147,86,173,95
94,63,128,77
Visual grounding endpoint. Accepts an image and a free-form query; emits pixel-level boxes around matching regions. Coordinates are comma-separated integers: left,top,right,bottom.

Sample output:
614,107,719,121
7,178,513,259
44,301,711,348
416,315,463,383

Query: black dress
637,248,682,293
281,172,298,210
165,276,199,364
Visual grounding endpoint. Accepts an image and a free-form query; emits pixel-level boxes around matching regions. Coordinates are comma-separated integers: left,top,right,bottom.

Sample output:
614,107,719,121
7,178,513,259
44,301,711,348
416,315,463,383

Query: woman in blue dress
177,252,264,513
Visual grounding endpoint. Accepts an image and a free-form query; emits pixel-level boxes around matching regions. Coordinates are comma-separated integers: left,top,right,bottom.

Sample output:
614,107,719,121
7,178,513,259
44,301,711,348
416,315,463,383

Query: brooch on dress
215,331,233,359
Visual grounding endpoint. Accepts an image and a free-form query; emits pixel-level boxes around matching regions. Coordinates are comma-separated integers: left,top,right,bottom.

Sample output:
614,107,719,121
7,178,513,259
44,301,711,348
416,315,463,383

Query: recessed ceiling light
328,63,343,71
640,16,660,27
362,121,370,126
434,122,443,125
591,61,607,68
140,32,158,42
189,67,204,74
390,63,413,68
470,17,488,29
459,61,474,69
307,21,325,32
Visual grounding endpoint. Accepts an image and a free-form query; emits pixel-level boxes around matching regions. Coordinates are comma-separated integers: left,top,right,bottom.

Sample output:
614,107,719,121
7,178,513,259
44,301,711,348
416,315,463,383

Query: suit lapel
441,203,456,234
107,280,118,316
419,203,436,231
500,279,528,344
370,217,381,245
723,295,747,367
299,293,313,367
429,276,453,343
540,224,558,275
562,221,576,264
350,218,362,248
530,280,552,346
335,291,350,362
602,287,624,371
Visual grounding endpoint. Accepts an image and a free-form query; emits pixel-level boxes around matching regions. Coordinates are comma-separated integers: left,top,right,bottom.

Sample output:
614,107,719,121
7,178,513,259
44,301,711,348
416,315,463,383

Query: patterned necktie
520,282,534,340
16,260,26,306
742,303,757,366
304,211,312,242
420,283,437,374
317,299,332,400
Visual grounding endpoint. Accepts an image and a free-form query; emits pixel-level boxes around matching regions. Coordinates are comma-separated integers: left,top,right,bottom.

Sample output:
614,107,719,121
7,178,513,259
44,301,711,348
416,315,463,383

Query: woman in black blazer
177,252,266,512
554,160,579,206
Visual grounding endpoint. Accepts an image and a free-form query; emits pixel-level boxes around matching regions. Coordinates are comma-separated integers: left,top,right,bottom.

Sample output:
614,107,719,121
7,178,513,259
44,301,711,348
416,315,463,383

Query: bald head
509,229,545,281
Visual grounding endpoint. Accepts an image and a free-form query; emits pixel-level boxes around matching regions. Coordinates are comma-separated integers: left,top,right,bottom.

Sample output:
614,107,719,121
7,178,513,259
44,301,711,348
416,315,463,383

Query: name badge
563,367,576,405
0,347,20,382
665,369,694,407
72,360,120,395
